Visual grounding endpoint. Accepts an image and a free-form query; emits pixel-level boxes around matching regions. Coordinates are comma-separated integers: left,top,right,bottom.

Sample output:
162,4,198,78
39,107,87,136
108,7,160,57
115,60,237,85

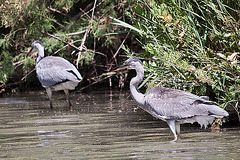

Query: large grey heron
114,57,229,141
28,40,82,110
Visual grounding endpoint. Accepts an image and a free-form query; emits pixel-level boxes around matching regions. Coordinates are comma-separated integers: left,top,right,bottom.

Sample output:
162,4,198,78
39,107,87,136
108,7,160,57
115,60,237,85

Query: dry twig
76,0,98,68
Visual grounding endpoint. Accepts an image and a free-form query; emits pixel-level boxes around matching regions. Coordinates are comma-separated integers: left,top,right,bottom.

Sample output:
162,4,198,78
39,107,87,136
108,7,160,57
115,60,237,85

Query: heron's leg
64,89,72,111
167,120,178,142
175,121,181,139
46,87,53,109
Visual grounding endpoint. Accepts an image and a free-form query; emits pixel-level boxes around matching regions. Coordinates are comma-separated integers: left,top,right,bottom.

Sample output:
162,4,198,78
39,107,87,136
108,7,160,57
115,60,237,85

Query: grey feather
144,87,228,120
37,56,82,87
117,57,229,141
30,40,82,110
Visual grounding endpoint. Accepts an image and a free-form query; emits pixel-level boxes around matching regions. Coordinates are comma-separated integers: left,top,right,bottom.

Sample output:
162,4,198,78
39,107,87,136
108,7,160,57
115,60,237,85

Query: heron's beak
99,61,129,80
27,47,34,57
99,63,128,79
111,63,129,72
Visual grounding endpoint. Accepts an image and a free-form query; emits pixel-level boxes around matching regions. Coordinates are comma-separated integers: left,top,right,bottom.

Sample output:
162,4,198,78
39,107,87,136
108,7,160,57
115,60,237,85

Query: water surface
0,91,239,159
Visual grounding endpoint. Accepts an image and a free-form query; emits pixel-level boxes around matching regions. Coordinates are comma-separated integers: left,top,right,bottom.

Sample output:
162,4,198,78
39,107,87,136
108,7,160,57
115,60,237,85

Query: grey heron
114,57,229,141
28,40,82,110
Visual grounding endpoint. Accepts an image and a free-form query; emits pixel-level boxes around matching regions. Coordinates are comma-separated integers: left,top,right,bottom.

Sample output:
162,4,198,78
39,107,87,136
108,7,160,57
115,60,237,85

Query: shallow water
0,90,239,159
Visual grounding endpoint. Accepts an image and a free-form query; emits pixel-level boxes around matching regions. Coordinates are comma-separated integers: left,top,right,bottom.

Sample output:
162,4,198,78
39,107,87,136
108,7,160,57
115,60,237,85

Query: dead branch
79,69,129,91
72,2,93,20
80,8,91,19
13,59,25,70
21,68,35,81
107,31,131,71
54,30,86,37
76,0,97,68
79,74,110,91
47,5,72,19
47,33,87,52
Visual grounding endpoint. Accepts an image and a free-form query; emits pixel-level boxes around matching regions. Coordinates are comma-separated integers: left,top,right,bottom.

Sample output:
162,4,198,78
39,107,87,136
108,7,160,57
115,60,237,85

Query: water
0,90,239,159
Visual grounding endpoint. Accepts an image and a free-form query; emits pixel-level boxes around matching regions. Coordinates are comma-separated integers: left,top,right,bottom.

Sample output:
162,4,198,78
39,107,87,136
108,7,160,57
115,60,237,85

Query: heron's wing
36,56,82,87
144,87,220,119
48,56,82,80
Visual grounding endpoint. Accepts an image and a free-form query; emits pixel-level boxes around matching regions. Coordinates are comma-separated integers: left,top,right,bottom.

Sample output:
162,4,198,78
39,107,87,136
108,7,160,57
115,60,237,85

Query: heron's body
30,41,82,110
36,56,81,90
116,57,228,141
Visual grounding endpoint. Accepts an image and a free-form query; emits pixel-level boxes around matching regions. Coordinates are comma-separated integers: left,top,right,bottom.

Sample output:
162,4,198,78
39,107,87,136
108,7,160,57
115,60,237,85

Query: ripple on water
0,91,239,159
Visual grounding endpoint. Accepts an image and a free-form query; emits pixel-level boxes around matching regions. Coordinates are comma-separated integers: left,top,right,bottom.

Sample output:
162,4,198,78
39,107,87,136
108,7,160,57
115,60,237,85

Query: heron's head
124,57,143,69
31,40,44,49
27,40,44,57
112,57,143,72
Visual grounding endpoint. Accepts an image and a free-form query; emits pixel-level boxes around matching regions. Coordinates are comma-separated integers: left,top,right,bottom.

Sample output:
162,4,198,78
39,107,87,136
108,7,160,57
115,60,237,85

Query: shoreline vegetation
0,0,239,122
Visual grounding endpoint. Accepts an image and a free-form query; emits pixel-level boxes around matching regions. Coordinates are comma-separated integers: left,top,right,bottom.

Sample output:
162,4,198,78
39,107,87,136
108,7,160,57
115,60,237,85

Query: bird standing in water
114,57,228,141
28,41,82,110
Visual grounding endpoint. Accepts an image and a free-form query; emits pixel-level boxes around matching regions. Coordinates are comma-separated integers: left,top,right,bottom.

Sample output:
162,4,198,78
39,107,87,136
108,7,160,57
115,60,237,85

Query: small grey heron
28,40,82,110
114,57,229,141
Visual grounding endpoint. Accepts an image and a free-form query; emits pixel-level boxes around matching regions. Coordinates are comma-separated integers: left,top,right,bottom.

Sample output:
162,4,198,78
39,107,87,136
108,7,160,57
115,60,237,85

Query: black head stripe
32,40,44,46
127,57,143,65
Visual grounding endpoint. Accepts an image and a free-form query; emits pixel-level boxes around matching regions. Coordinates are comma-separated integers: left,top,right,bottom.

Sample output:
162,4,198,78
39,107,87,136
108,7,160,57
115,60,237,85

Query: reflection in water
0,91,239,159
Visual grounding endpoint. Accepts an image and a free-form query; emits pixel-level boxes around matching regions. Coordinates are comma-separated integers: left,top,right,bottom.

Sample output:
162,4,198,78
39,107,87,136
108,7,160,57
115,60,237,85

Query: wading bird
113,57,228,141
28,41,82,110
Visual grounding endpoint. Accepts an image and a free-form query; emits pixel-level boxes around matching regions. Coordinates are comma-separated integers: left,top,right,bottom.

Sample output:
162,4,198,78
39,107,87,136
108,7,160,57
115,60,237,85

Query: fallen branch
79,73,112,91
79,69,129,91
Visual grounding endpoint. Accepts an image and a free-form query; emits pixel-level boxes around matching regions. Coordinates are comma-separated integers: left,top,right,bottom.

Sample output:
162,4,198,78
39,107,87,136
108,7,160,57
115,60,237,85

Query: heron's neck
36,46,44,64
130,66,145,107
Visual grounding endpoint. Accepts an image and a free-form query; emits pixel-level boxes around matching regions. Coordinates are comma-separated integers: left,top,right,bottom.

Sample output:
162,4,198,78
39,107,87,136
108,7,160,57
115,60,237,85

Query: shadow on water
0,91,240,159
